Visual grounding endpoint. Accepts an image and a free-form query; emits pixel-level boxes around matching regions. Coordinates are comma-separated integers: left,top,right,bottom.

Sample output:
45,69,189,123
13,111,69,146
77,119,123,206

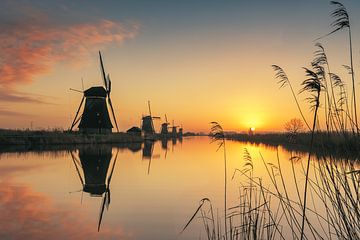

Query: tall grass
298,67,323,240
184,1,360,240
183,1,360,239
210,122,228,240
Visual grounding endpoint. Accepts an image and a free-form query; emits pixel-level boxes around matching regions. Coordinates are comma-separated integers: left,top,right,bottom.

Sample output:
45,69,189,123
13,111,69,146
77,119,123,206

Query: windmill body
141,101,160,136
160,114,169,135
78,87,113,134
160,123,169,134
171,126,177,135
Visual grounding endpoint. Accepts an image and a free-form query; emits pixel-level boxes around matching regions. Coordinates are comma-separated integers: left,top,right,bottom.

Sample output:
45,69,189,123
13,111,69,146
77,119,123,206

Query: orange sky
1,1,360,133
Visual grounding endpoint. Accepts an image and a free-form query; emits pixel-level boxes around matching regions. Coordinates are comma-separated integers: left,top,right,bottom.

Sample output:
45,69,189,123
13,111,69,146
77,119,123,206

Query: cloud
0,182,133,239
0,2,139,87
0,88,50,104
0,109,32,117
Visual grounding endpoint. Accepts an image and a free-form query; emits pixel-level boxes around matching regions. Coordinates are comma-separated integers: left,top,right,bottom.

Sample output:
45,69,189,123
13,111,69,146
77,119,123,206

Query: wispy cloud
0,88,50,104
0,2,139,87
0,109,32,117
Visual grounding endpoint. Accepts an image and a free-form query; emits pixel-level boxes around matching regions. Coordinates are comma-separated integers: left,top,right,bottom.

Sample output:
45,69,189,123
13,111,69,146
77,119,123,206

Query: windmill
141,101,160,135
69,51,119,134
170,120,179,136
178,124,183,137
160,114,170,135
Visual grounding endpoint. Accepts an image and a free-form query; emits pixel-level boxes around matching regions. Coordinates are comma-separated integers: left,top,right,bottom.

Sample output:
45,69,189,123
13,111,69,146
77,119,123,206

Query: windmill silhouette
69,51,119,134
141,101,160,135
169,120,179,136
178,124,183,137
69,146,119,232
160,114,170,135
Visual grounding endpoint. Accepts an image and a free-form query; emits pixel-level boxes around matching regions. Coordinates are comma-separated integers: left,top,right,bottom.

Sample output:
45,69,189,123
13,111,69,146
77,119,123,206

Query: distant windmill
141,101,160,135
170,120,179,136
178,124,183,137
160,114,170,135
69,51,119,134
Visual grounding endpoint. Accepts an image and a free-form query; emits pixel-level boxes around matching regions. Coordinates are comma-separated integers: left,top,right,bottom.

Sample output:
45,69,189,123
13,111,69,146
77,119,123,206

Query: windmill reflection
70,145,119,232
142,140,160,174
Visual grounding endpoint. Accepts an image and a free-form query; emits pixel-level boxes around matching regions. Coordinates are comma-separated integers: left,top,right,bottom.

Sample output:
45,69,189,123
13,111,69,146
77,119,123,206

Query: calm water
0,137,331,239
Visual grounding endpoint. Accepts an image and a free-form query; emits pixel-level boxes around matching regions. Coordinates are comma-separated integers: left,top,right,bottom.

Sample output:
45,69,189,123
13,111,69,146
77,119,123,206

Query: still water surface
0,137,317,239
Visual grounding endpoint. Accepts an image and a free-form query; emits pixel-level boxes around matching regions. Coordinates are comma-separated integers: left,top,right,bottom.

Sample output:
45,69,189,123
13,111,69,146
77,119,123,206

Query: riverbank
0,129,143,147
225,132,360,159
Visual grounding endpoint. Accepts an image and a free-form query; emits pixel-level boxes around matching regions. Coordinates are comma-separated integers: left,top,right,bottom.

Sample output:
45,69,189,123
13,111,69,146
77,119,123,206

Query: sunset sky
1,0,360,132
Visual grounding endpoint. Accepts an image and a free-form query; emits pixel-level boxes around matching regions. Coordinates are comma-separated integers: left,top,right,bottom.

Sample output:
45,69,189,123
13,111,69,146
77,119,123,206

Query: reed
183,1,360,239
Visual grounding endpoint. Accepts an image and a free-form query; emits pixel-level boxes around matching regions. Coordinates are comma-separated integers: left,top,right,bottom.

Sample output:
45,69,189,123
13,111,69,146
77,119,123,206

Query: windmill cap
84,86,107,97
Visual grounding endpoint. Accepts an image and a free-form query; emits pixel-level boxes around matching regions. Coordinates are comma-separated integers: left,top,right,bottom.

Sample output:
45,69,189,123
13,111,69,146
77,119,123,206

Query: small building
127,126,142,136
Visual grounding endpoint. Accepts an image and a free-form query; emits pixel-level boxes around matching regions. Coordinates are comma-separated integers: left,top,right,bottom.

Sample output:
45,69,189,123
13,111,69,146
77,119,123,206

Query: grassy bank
0,129,143,147
225,132,360,157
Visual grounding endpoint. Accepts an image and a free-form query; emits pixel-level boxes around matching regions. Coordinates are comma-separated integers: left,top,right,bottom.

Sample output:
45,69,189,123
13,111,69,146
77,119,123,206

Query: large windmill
160,114,170,135
141,101,160,135
69,51,119,134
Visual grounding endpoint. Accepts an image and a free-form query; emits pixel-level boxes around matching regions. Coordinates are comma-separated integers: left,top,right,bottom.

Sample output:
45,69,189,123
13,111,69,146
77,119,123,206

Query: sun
250,127,256,131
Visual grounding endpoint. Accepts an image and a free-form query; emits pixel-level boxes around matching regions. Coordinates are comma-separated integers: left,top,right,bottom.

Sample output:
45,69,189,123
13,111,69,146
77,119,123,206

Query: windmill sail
99,51,108,90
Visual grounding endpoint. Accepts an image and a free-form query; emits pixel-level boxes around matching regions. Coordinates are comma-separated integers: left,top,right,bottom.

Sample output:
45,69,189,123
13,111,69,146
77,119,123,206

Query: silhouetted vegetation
184,1,360,239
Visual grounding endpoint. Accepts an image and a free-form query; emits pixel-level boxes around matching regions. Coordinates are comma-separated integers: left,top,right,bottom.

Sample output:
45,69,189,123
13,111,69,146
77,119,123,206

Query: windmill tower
69,51,119,134
160,114,170,135
141,101,160,135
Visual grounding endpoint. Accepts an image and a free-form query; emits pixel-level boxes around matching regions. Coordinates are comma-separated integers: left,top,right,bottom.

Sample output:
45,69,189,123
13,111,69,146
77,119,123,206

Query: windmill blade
165,114,168,123
106,188,111,210
107,149,119,187
72,114,83,129
147,156,152,175
148,100,152,116
99,51,108,90
108,97,119,132
98,192,107,232
68,189,83,194
98,149,119,232
152,116,161,119
70,151,84,187
69,96,85,131
69,88,83,93
106,74,111,94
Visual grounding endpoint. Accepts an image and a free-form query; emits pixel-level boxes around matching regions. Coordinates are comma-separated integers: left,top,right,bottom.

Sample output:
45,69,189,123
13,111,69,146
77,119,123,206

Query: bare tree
285,118,305,135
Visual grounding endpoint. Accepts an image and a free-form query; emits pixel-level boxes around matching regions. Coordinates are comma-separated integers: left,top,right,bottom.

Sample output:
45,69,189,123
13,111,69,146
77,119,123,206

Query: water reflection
142,140,161,174
142,141,154,160
5,137,350,239
70,145,119,232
